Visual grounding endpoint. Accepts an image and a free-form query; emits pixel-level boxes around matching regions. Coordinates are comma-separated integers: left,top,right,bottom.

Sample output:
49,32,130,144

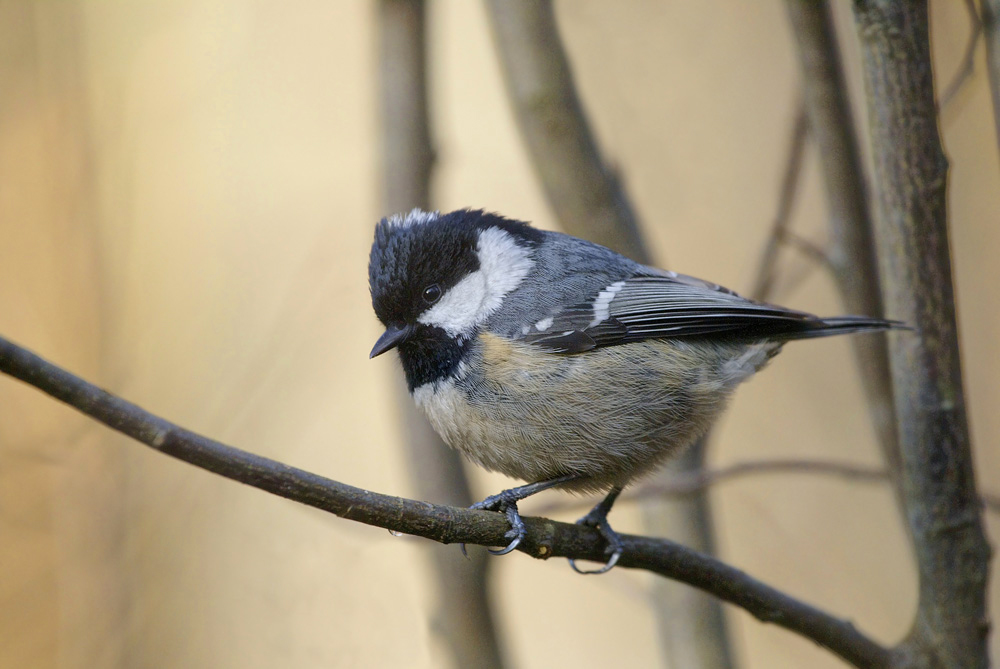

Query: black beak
370,323,414,358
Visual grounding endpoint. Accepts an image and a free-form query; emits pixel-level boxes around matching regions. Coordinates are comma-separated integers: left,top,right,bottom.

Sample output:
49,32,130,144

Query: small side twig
939,0,983,110
984,0,1000,152
531,459,1000,516
750,100,810,302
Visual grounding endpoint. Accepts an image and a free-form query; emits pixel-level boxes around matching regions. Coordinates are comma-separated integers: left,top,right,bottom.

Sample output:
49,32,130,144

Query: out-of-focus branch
0,335,896,668
483,0,651,264
750,100,809,302
784,0,903,519
379,0,433,207
482,3,733,667
984,0,1000,149
535,459,885,517
641,445,730,669
377,3,505,668
940,0,983,110
852,3,991,667
534,458,1000,515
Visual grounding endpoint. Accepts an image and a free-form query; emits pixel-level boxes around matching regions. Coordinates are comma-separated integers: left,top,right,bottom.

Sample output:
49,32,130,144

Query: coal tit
368,208,903,573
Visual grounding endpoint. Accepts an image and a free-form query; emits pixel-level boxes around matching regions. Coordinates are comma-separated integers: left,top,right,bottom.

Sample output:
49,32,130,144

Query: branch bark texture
0,335,894,668
377,2,505,667
852,3,992,666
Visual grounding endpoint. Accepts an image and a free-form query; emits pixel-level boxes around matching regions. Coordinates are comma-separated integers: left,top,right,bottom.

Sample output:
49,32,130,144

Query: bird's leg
569,486,624,575
465,474,579,556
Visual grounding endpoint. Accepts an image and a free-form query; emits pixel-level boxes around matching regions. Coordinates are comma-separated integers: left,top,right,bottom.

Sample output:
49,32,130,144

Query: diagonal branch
749,99,810,303
482,3,731,667
785,0,904,522
483,0,651,264
0,335,894,668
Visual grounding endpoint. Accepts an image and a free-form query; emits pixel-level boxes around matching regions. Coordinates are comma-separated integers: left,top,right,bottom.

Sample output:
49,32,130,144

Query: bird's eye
422,283,442,304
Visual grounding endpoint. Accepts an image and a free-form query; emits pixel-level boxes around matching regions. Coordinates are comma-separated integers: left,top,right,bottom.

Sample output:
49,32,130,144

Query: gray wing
520,270,896,353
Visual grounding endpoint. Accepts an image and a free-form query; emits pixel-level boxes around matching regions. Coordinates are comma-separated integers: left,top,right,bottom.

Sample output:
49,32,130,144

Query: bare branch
778,231,834,271
532,459,886,517
535,458,1000,517
749,100,810,303
636,459,882,498
483,0,651,264
853,3,992,666
0,336,895,668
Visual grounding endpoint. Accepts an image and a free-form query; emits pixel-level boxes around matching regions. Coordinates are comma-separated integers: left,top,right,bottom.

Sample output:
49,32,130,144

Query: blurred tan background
1,1,997,667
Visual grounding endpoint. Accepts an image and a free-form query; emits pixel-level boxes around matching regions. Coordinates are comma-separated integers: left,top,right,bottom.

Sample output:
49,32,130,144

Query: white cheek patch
418,227,534,336
588,280,626,328
418,272,490,336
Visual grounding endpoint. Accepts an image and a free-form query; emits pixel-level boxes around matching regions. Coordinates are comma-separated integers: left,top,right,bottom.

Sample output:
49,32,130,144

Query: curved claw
487,534,521,556
568,547,622,575
461,529,522,557
568,487,625,575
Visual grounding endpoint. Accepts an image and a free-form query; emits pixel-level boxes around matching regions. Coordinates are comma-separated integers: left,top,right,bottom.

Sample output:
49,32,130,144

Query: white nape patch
521,325,531,335
386,208,440,228
588,280,626,328
534,316,553,332
418,226,534,336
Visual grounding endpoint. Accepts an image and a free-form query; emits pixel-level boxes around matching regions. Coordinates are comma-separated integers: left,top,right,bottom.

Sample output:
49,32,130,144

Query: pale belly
412,333,772,492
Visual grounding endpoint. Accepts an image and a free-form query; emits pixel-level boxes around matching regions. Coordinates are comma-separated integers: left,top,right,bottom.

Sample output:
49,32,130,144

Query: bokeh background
1,1,997,667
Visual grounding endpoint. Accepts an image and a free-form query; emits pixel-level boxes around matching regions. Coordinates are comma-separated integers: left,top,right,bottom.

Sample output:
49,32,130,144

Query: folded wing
521,271,903,353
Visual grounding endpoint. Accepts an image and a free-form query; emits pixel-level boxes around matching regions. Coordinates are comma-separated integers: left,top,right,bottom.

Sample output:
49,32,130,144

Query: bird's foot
568,488,624,575
469,491,527,555
462,475,580,558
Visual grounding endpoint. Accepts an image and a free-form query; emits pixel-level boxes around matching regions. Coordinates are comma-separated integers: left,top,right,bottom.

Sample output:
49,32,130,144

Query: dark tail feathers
774,315,909,341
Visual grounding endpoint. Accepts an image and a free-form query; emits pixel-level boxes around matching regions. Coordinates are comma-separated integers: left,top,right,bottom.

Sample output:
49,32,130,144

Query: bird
368,208,904,573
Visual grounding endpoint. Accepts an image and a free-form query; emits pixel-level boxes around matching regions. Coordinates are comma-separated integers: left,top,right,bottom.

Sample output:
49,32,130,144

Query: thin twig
532,459,1000,516
750,100,810,303
0,335,894,668
533,459,884,516
940,0,984,109
779,230,835,273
